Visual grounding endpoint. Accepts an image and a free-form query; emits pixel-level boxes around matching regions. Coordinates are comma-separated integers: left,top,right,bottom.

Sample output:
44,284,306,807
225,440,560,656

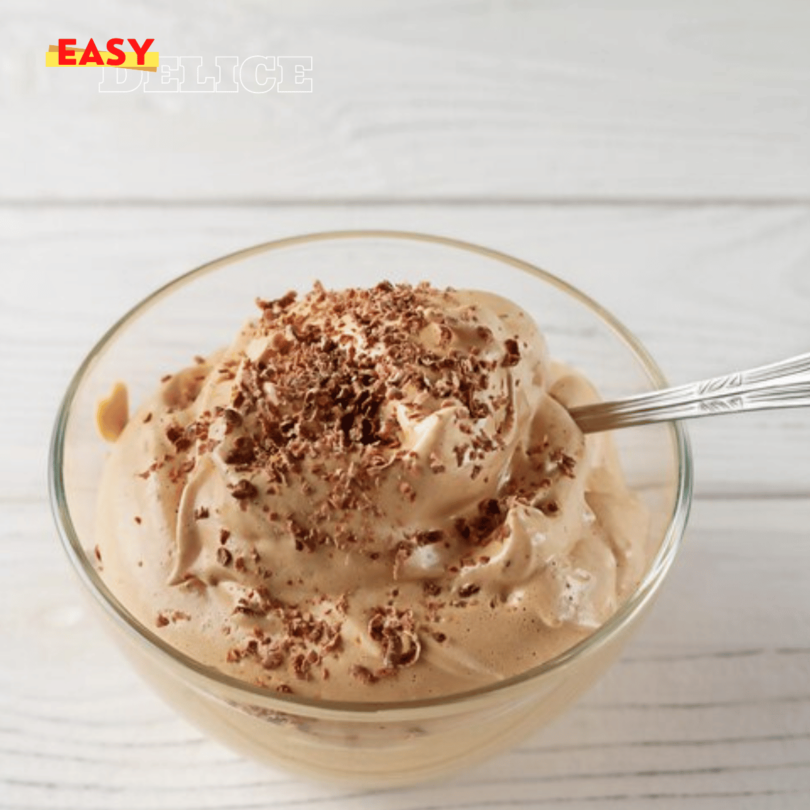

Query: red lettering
58,38,77,66
78,38,104,66
127,38,154,66
106,38,125,66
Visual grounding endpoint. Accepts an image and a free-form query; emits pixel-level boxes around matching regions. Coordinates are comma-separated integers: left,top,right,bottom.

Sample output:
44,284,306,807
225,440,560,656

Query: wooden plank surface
3,0,810,807
3,0,810,202
3,204,808,503
3,497,809,809
2,201,809,806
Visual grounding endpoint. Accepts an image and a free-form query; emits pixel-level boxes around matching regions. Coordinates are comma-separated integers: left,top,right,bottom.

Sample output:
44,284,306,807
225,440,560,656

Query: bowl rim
49,229,692,716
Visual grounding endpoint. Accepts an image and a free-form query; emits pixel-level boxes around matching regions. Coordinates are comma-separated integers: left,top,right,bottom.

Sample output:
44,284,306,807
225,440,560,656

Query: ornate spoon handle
570,353,810,434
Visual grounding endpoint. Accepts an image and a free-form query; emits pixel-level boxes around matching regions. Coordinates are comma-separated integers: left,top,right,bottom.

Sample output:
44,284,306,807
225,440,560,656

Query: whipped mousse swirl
96,282,648,700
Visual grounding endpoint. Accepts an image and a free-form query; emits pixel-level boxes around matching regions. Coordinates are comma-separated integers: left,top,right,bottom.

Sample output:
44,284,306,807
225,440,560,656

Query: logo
47,38,158,71
46,39,313,93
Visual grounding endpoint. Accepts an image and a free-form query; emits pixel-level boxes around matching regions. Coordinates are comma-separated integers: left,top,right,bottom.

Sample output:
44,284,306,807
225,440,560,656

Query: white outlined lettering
99,55,312,93
239,55,276,94
278,56,313,93
143,56,182,93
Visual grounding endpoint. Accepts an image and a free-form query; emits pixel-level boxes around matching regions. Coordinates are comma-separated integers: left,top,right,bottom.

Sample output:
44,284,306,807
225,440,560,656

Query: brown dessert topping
550,449,577,479
133,283,556,690
165,423,192,453
502,338,521,367
230,479,258,500
152,283,523,538
350,665,378,685
368,607,421,669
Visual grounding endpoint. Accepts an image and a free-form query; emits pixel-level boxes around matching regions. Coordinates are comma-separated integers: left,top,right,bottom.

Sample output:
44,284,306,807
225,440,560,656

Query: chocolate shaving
368,607,421,668
230,479,258,500
502,338,521,367
222,408,242,434
423,581,441,597
428,452,446,474
550,449,577,479
165,423,193,453
350,665,378,685
415,529,444,546
291,653,312,681
223,436,256,466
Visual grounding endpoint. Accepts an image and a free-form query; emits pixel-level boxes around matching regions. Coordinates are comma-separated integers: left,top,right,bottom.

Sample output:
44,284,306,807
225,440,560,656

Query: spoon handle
570,352,810,434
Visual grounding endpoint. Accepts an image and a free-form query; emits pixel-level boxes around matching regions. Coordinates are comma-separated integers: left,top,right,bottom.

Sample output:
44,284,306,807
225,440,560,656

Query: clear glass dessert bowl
50,231,692,787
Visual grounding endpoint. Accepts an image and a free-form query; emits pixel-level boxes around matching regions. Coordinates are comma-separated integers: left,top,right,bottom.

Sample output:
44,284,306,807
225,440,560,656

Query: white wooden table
2,2,810,808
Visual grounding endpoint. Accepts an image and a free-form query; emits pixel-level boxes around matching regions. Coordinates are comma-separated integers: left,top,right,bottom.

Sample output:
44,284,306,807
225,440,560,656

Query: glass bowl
50,231,692,787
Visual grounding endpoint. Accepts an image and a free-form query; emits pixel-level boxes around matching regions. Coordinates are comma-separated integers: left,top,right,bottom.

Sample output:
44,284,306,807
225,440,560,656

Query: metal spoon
570,353,810,434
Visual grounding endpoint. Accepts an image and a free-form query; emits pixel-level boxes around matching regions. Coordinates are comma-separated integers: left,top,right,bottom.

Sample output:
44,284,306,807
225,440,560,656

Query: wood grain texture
3,203,809,804
2,204,808,504
3,498,809,809
3,0,810,202
3,2,810,805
